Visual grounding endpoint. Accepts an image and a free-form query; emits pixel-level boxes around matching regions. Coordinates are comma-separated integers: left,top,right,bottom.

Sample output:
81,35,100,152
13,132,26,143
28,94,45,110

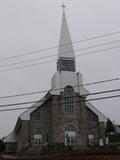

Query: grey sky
0,0,120,138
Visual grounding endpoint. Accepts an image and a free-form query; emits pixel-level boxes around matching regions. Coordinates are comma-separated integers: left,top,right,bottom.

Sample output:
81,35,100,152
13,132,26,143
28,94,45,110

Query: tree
109,133,120,143
105,119,115,135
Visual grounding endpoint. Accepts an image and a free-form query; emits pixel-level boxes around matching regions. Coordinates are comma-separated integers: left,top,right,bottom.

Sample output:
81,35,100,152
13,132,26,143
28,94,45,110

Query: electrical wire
0,87,120,108
0,30,120,62
0,77,120,99
0,93,120,112
0,39,120,69
0,45,120,73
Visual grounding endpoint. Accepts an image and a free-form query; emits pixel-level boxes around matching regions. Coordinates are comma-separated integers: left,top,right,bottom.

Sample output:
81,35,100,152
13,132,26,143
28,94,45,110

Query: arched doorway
64,125,76,145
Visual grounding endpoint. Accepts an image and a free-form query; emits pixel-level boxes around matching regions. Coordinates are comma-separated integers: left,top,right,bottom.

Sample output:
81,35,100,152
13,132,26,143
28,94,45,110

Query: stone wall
50,93,89,146
99,122,106,138
17,120,30,151
86,107,100,145
17,92,100,149
5,142,17,153
30,99,53,145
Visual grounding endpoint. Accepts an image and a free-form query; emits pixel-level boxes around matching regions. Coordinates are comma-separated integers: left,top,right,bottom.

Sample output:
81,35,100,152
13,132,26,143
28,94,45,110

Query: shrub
41,145,72,155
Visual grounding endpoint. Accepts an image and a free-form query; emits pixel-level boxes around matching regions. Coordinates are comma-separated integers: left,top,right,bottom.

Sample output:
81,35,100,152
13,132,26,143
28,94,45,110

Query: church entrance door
64,125,76,145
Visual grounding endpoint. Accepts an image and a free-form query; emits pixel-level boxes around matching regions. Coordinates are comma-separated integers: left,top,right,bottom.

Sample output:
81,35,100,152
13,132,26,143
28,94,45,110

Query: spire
57,5,75,72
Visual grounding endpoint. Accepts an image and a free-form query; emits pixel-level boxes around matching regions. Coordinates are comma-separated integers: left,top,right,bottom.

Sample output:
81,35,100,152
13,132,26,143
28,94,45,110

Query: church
4,7,107,153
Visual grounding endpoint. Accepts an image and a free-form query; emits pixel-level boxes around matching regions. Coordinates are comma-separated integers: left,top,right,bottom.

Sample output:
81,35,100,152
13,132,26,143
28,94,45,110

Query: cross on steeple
61,2,66,12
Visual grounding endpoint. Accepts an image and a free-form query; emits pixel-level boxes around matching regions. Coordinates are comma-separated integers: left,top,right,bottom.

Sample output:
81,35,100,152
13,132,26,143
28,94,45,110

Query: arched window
65,125,76,145
64,86,75,113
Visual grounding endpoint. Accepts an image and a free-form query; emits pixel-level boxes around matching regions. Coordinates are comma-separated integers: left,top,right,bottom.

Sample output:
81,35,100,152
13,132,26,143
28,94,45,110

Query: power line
0,77,120,99
0,39,120,69
0,87,120,107
85,88,120,97
0,101,37,108
0,30,120,62
0,44,120,73
0,94,120,112
76,45,120,57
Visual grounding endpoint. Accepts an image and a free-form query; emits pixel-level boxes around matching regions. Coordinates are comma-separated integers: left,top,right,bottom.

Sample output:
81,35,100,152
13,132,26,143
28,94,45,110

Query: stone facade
20,92,100,149
17,120,30,151
86,107,100,145
5,143,17,153
30,99,53,145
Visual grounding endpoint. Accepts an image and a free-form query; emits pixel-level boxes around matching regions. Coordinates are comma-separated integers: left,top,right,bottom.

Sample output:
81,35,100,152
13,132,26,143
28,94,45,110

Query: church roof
57,11,75,60
86,101,108,123
3,131,17,143
19,96,47,120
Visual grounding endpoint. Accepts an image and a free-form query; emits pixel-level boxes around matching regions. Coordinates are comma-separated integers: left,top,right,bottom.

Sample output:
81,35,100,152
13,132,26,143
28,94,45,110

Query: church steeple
57,5,76,72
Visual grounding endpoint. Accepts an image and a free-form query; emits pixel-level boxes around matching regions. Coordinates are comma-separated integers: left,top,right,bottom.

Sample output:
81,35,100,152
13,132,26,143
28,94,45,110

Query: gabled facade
4,9,108,152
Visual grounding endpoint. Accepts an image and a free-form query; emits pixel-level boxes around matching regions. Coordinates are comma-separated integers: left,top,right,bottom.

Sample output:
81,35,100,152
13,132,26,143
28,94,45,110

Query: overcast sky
0,0,120,138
